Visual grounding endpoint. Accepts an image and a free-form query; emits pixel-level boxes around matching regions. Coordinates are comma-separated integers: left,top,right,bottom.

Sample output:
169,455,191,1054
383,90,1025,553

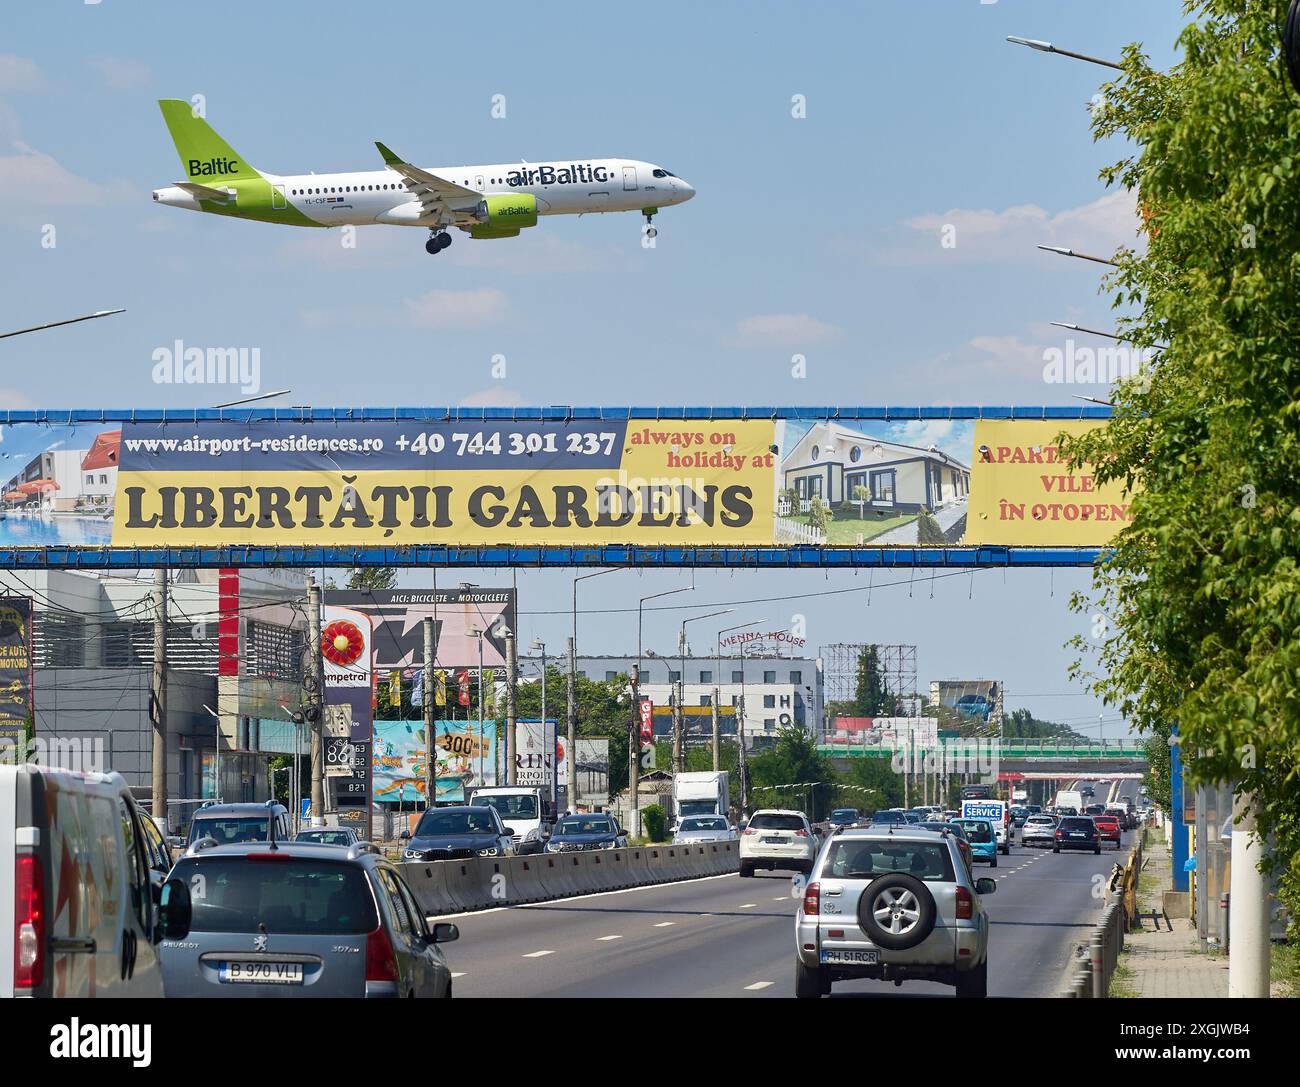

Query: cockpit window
652,169,677,178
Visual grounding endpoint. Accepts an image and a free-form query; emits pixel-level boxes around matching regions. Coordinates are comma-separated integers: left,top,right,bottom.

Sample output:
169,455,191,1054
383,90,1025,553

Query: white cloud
300,287,508,330
401,287,508,328
89,56,152,91
727,312,841,348
891,189,1141,265
459,387,528,407
0,142,130,206
0,55,45,94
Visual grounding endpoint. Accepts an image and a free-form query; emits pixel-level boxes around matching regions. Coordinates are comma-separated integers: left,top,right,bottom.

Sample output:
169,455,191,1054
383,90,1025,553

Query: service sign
0,415,1127,552
0,597,32,745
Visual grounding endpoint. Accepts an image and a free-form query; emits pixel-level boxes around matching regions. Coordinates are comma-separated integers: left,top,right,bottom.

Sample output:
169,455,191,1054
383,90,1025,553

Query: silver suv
794,825,996,998
157,839,458,997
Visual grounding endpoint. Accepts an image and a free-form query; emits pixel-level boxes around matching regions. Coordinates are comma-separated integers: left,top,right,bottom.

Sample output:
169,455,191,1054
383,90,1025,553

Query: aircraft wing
176,181,233,202
374,142,481,216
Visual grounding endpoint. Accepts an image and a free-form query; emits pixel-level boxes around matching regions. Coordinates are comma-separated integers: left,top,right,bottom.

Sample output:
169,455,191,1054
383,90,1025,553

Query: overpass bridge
819,738,1149,776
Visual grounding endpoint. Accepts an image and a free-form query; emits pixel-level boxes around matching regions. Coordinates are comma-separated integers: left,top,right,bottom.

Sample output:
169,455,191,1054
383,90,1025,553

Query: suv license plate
822,950,879,964
762,836,783,844
220,961,304,984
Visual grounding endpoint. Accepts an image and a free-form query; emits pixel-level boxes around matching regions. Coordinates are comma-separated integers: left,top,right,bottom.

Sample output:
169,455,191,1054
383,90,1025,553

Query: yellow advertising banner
964,420,1133,546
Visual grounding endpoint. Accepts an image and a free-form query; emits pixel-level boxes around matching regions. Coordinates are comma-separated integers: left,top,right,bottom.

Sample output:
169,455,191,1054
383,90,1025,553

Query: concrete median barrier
401,835,743,917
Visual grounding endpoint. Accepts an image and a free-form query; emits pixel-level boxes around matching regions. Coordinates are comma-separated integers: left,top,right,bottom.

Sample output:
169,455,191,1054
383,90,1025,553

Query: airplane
152,100,694,254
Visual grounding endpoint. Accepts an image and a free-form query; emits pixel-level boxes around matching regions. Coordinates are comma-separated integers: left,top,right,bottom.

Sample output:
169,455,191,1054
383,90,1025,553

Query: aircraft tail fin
158,99,262,182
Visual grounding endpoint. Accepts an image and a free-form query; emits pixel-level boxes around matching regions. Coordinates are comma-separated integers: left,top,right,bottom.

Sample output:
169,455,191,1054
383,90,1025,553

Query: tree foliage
1059,1,1300,910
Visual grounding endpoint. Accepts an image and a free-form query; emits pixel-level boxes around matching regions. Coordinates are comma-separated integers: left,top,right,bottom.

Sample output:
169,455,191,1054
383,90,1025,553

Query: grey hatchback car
795,825,996,998
157,840,458,997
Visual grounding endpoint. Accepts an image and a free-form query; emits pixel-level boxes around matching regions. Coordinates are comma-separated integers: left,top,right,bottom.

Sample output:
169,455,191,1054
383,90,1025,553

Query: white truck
1053,789,1084,816
961,798,1011,855
671,770,730,827
467,785,557,855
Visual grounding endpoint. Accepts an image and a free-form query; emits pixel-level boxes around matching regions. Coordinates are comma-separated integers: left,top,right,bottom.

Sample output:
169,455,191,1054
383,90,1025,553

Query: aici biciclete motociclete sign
0,416,1131,549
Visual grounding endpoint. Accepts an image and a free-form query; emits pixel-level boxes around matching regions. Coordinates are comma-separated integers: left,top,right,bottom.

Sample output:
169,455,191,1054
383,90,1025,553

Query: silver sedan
672,815,738,844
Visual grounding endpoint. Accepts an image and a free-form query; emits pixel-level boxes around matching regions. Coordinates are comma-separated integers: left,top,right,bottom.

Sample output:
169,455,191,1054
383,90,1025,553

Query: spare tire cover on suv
856,872,937,950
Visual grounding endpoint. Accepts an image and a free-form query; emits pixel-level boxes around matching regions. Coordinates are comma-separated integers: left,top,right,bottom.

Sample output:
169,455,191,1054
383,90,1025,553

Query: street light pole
715,619,768,774
531,640,552,814
570,569,622,813
1006,35,1122,70
676,610,733,773
634,581,693,835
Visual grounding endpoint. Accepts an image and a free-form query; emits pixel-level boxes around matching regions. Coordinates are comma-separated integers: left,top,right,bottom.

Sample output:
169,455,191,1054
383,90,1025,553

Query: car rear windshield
681,817,727,831
1026,817,1055,826
415,810,496,836
173,857,378,935
871,811,906,823
189,816,269,845
821,840,956,883
831,810,858,820
749,814,806,831
954,819,993,843
296,831,353,845
1061,817,1094,830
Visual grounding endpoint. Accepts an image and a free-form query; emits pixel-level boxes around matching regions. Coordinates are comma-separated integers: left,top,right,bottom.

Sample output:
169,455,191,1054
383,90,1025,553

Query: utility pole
628,662,641,839
1228,791,1271,997
672,628,684,775
711,688,720,771
505,626,517,785
423,617,435,804
150,568,168,832
737,693,749,815
306,575,325,825
566,636,577,815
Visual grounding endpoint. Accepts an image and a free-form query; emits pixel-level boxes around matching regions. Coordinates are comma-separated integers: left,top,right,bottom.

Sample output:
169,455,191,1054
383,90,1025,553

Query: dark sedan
545,814,628,852
1053,815,1102,854
402,805,515,860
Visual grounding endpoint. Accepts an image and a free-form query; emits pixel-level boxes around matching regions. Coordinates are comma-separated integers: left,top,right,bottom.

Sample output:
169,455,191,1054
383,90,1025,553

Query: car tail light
1055,829,1064,838
246,852,291,861
742,827,757,836
955,885,973,919
795,829,809,838
802,881,820,916
14,854,44,990
365,924,400,983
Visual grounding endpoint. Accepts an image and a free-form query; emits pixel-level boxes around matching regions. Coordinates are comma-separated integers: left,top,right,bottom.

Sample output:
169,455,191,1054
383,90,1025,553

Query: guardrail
399,840,741,916
1060,826,1147,997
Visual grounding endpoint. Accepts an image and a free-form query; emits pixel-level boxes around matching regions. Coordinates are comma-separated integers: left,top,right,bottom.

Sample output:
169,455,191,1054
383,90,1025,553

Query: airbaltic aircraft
152,100,694,253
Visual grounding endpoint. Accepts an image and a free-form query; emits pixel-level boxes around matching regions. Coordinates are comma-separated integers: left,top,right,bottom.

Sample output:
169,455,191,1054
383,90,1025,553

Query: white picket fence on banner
774,515,827,545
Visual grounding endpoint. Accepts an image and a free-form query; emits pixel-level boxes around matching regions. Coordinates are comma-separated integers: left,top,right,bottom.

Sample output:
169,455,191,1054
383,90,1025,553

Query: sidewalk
1118,834,1228,997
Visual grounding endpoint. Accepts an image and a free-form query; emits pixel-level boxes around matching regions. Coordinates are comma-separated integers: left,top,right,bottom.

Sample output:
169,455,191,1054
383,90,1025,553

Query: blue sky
0,0,1189,734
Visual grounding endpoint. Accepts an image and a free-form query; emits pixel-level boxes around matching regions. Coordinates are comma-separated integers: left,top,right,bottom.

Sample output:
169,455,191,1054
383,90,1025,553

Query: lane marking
773,896,790,902
653,922,676,928
451,972,467,978
597,934,624,941
738,903,757,909
523,949,555,958
744,981,774,991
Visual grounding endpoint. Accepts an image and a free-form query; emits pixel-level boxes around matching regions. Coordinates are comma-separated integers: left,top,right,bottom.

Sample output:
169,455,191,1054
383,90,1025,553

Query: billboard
514,719,559,792
371,719,496,806
930,680,1004,729
0,597,32,746
0,414,1126,554
325,588,515,672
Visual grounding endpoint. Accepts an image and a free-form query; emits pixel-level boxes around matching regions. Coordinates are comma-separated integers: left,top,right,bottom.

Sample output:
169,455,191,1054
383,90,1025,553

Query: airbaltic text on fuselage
122,482,755,531
188,157,240,177
506,164,609,187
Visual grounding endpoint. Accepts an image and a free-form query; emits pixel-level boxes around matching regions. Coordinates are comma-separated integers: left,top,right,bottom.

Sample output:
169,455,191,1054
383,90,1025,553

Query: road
432,830,1130,998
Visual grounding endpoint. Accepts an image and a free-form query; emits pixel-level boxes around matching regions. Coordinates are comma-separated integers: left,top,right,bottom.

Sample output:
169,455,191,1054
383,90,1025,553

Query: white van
1,764,169,997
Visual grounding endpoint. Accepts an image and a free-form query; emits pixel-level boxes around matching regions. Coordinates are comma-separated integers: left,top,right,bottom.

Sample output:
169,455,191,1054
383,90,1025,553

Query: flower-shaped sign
321,619,365,667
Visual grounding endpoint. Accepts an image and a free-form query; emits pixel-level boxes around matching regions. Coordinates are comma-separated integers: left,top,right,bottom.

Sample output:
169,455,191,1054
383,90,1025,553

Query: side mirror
158,877,192,940
975,878,997,896
432,922,459,944
400,830,411,840
730,826,738,833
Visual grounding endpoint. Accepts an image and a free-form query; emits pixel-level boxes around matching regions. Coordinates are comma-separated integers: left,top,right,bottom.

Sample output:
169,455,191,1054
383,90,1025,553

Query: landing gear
425,230,453,255
642,207,658,239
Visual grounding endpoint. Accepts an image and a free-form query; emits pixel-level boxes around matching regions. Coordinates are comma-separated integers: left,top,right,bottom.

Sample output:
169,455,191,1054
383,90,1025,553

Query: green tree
852,483,870,519
1001,707,1088,742
915,511,946,546
1058,1,1300,912
346,568,398,591
748,727,839,820
806,497,830,535
852,645,898,717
